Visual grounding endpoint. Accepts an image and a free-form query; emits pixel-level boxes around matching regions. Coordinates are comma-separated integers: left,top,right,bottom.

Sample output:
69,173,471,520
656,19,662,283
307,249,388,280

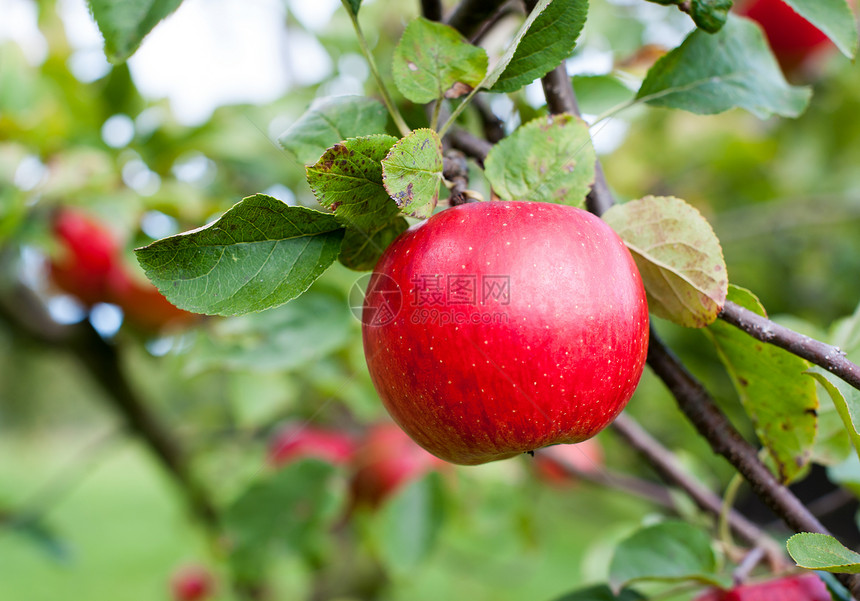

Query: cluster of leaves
70,0,860,597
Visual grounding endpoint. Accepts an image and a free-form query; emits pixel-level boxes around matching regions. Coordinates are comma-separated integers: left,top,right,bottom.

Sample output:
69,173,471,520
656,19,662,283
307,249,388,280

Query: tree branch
647,333,860,599
719,300,860,391
538,64,860,598
445,0,509,39
0,283,219,533
420,0,443,21
611,414,782,559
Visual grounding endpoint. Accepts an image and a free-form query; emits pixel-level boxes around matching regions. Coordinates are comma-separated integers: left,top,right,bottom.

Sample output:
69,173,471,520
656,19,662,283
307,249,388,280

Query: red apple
694,573,830,601
736,0,838,73
170,565,214,601
351,422,448,508
267,424,357,468
49,209,121,306
533,438,604,486
362,201,649,465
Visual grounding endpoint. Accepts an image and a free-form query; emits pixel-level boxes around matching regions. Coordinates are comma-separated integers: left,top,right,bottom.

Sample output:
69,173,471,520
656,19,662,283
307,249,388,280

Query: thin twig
420,0,443,21
446,129,492,165
719,300,860,392
445,0,509,38
612,414,780,559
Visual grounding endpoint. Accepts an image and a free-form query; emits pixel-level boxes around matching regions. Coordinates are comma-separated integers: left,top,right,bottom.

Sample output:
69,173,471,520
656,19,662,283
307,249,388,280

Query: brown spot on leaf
445,81,473,99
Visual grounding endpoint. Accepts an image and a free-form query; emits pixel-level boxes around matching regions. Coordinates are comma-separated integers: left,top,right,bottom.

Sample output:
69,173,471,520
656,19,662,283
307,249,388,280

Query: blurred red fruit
351,422,449,508
694,573,830,601
170,565,214,601
49,209,121,305
534,439,604,486
267,424,357,468
737,0,837,73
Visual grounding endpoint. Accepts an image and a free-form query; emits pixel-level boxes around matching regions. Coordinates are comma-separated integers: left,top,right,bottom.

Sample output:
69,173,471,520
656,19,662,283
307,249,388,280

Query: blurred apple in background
48,207,196,333
533,439,604,486
736,0,846,76
267,424,357,468
350,422,449,508
170,564,215,601
49,208,121,306
693,573,830,601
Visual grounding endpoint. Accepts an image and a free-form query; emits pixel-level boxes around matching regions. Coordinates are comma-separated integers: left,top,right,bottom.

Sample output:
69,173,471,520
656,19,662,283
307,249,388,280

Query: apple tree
3,0,860,600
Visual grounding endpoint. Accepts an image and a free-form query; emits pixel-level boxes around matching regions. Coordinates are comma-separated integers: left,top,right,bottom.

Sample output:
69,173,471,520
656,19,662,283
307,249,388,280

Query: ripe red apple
49,209,121,306
170,565,214,601
362,201,649,466
267,424,357,468
736,0,838,74
694,573,830,601
533,438,604,486
351,422,448,507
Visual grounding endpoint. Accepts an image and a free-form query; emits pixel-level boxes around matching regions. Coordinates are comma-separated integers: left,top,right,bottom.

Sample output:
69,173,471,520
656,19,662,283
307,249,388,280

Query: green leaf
787,533,860,573
602,196,728,328
705,285,818,483
306,135,405,270
381,128,444,218
339,218,408,271
377,472,447,573
392,17,488,104
490,0,588,93
184,291,354,373
831,300,860,361
278,96,390,165
783,0,859,59
553,584,645,601
86,0,184,64
484,113,595,206
636,15,812,119
572,75,636,116
807,368,860,465
482,0,553,90
225,460,345,583
306,135,400,230
609,520,722,591
135,195,345,316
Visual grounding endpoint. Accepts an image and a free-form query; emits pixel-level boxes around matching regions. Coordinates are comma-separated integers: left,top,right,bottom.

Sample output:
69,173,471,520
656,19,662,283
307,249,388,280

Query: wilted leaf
706,286,818,483
490,0,588,93
637,15,812,118
381,129,443,218
602,196,727,328
279,96,390,165
787,533,860,573
609,520,723,591
135,195,345,316
392,17,487,104
87,0,183,63
484,113,595,206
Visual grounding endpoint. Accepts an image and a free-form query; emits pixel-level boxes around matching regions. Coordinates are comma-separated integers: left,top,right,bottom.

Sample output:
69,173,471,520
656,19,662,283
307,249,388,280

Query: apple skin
362,201,649,466
694,573,830,601
350,422,448,508
736,0,834,73
533,438,604,486
49,209,121,306
170,565,214,601
267,424,357,468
